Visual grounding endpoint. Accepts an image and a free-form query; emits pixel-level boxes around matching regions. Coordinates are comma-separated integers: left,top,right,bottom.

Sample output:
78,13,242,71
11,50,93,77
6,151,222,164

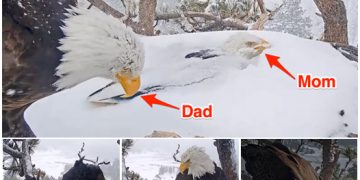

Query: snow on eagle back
25,29,357,137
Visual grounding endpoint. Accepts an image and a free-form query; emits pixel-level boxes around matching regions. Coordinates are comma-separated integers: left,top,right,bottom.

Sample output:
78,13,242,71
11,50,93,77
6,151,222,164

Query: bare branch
156,13,182,20
78,146,111,166
256,0,266,14
87,0,124,19
157,11,248,31
83,158,96,164
251,3,283,30
120,0,126,8
173,144,181,162
83,157,110,166
3,143,23,158
295,140,305,153
78,142,85,159
98,161,111,166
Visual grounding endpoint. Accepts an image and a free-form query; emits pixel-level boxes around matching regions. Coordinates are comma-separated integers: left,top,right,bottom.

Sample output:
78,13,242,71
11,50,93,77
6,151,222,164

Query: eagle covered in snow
185,32,271,60
54,5,272,100
55,6,145,97
175,146,227,180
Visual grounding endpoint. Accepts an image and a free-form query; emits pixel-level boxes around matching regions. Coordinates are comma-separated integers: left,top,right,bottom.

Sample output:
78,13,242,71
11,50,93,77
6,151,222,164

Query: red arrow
265,53,295,80
141,94,180,110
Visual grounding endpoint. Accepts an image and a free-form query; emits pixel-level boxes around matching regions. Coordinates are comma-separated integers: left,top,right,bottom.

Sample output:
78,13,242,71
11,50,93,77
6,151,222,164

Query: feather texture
54,6,144,90
180,146,216,178
222,32,271,59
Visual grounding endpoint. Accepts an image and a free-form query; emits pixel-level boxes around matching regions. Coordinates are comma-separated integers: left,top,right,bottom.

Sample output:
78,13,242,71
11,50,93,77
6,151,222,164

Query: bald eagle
88,32,272,103
54,6,144,97
242,143,320,180
185,32,271,60
176,146,228,180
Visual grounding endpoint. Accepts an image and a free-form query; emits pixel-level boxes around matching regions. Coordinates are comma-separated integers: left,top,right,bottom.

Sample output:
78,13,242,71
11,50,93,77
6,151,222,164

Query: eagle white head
222,32,271,59
54,6,144,97
179,146,215,178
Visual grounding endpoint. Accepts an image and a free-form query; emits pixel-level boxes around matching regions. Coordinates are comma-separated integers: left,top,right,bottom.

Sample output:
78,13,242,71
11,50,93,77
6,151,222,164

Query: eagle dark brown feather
2,0,76,137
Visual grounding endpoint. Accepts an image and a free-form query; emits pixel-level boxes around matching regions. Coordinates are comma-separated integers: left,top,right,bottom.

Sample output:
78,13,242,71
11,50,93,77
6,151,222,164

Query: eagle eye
245,41,256,47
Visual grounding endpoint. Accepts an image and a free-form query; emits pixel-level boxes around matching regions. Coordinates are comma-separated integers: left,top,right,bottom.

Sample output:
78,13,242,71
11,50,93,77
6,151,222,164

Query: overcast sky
30,139,119,178
127,139,237,163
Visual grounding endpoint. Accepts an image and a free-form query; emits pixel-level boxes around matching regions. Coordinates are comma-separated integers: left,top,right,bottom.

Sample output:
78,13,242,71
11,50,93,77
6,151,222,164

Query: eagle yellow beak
254,40,271,53
179,161,191,174
116,73,140,97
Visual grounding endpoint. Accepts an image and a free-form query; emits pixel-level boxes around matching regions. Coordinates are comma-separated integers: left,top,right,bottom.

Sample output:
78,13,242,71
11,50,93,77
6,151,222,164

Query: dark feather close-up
2,0,76,137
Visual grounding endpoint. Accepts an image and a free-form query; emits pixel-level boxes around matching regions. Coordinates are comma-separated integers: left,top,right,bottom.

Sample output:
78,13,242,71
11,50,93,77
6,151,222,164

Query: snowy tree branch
251,3,283,30
87,0,124,18
3,143,23,158
3,165,21,171
157,11,248,30
256,0,266,14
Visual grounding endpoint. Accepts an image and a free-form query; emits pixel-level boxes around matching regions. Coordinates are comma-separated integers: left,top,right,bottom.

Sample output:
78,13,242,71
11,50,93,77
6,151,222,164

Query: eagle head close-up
222,32,271,59
54,6,145,97
179,146,216,178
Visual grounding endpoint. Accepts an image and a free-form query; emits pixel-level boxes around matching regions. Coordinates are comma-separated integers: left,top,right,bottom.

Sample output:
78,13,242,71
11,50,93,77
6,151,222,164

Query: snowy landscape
2,0,359,180
2,0,357,138
9,0,354,138
25,30,357,137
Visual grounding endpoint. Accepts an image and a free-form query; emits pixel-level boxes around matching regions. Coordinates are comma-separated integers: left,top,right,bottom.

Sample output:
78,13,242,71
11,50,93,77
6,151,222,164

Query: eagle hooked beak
254,39,271,53
116,73,141,97
179,161,191,174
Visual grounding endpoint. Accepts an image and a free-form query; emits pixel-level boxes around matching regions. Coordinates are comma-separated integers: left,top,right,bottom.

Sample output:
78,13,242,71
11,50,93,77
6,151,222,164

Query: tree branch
173,144,181,162
295,140,305,153
157,11,248,30
98,161,111,166
87,0,125,19
251,3,283,30
3,143,23,158
3,165,21,171
256,0,266,14
78,142,85,160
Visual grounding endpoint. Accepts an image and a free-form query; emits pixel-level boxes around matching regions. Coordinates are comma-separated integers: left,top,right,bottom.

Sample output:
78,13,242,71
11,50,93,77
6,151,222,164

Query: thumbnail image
3,139,120,180
241,139,357,180
122,139,239,180
3,0,357,138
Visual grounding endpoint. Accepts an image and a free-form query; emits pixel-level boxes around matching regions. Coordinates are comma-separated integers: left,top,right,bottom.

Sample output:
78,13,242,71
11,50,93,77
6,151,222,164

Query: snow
5,89,16,96
127,151,179,179
344,0,358,46
265,0,357,46
24,31,357,137
17,0,25,9
299,0,324,39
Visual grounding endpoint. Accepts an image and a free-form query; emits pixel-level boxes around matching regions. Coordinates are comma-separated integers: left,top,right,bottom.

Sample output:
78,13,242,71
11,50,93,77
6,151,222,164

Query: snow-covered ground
126,151,179,179
24,31,357,137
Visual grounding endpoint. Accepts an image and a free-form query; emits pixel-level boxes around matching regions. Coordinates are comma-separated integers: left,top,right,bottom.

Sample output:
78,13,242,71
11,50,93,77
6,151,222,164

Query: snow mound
24,31,357,137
